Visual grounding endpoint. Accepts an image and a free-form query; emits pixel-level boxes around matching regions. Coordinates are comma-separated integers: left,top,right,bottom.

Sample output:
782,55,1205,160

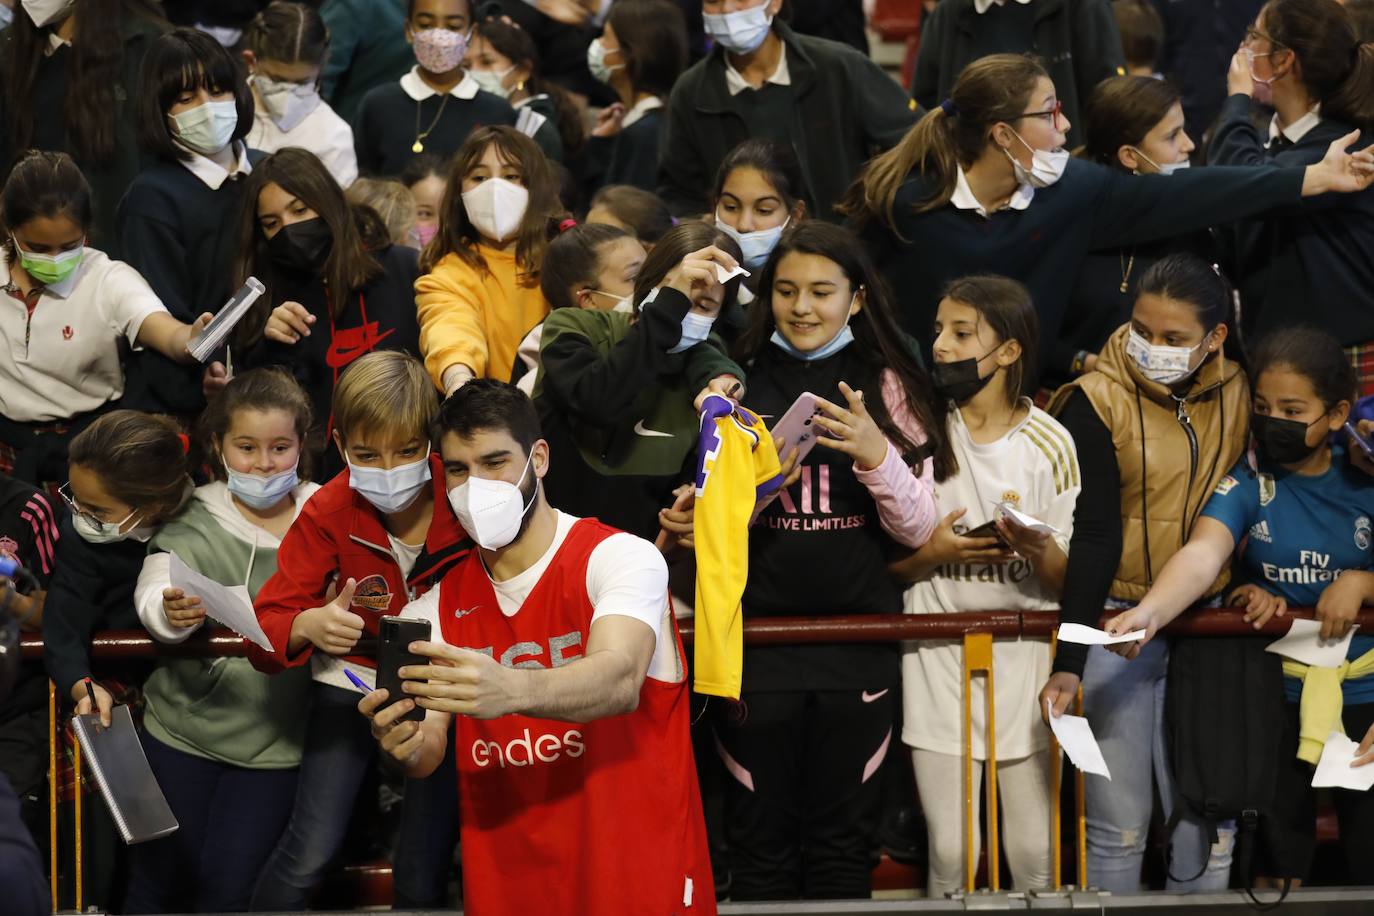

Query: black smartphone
376,616,431,723
962,519,1010,547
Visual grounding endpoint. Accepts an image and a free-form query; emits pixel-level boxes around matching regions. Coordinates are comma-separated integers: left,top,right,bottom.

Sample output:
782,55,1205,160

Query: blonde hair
331,351,437,445
841,54,1046,232
346,177,417,246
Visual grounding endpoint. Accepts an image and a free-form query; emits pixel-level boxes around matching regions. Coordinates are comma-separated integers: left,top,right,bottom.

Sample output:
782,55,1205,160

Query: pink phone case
769,392,826,464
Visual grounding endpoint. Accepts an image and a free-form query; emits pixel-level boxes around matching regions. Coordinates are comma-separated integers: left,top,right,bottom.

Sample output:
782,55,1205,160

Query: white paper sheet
715,263,751,284
1263,617,1358,669
1047,699,1112,779
1312,731,1374,791
1057,622,1149,646
992,500,1061,536
168,552,274,652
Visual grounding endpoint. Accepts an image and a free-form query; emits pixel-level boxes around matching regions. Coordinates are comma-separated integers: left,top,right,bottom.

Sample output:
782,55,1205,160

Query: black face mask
931,355,995,403
267,217,334,276
1251,412,1323,465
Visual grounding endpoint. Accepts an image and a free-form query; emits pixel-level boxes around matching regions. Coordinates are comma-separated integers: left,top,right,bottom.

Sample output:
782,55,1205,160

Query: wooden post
73,732,82,912
1075,685,1087,889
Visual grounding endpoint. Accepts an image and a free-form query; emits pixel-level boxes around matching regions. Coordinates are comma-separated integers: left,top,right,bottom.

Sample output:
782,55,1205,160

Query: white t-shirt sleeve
135,551,201,644
399,585,443,639
587,532,680,682
104,260,170,346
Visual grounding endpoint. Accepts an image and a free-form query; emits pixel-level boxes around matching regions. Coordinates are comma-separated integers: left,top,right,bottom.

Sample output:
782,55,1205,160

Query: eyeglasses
57,481,103,528
1018,100,1062,123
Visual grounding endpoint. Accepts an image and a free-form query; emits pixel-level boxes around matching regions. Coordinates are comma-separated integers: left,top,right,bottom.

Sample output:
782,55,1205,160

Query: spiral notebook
70,705,178,845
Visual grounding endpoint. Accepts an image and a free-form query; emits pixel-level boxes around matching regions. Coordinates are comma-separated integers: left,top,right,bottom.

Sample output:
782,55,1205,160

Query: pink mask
413,28,468,74
411,222,439,248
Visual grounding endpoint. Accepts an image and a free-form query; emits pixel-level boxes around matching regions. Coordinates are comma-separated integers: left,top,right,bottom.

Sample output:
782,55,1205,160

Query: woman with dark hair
464,18,580,163
711,221,942,901
536,221,744,540
229,148,422,480
0,0,166,250
1212,0,1374,394
1051,76,1211,387
0,150,210,490
844,53,1374,389
115,27,260,417
1043,254,1251,891
711,138,807,269
586,183,674,248
1107,326,1374,887
243,1,358,188
583,0,688,193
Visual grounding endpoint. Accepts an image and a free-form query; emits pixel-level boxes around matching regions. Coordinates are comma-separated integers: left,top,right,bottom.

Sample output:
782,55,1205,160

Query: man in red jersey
360,380,715,916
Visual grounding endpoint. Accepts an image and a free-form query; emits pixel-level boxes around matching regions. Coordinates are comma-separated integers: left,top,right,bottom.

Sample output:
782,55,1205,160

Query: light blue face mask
771,323,854,361
670,311,717,354
347,450,432,514
224,457,299,510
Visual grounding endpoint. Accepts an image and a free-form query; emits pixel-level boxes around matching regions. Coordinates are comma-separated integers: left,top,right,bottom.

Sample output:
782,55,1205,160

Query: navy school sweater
352,80,517,178
860,158,1305,388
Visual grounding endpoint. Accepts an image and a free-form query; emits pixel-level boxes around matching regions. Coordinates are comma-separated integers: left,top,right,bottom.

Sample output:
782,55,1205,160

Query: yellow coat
415,246,550,387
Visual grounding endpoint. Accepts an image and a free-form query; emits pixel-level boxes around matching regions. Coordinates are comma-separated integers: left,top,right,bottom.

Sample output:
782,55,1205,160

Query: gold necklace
1119,249,1136,293
412,91,452,154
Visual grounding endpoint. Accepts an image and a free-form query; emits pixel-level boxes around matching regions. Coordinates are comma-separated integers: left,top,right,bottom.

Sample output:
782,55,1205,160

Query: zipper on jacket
1173,394,1199,550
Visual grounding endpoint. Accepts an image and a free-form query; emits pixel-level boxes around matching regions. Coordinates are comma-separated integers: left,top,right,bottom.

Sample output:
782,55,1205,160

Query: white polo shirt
0,248,168,423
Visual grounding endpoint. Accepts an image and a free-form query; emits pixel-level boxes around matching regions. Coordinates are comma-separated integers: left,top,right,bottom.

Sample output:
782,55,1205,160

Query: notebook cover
72,705,179,845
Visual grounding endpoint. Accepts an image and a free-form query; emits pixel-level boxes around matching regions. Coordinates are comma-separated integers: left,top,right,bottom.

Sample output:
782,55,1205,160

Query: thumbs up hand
293,578,367,655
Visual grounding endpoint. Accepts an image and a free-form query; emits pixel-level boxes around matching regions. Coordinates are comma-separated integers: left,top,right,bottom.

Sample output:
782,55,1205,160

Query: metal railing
25,606,1374,912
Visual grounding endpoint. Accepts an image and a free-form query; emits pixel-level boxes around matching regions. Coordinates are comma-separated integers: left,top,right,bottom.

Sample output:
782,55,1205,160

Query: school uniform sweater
862,158,1305,387
583,105,664,195
244,244,422,451
659,22,917,220
41,515,148,698
416,247,550,386
114,150,262,415
1209,95,1374,347
0,13,165,251
532,288,744,541
353,78,517,178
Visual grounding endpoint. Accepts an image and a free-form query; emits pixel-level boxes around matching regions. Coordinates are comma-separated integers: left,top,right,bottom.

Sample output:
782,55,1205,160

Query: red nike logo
326,322,396,369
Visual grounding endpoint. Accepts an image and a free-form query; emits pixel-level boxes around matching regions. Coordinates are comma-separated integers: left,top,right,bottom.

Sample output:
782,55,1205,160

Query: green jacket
141,485,312,769
320,0,414,123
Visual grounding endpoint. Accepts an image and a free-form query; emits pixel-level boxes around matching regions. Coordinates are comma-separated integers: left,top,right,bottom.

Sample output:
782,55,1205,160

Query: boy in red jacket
249,351,471,909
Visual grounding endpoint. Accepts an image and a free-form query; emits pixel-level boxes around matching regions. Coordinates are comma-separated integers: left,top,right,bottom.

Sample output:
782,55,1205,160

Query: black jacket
582,105,663,195
911,0,1124,150
1209,94,1374,347
658,21,918,220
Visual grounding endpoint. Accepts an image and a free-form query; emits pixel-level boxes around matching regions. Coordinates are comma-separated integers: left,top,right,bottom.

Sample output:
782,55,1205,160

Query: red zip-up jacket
249,454,471,673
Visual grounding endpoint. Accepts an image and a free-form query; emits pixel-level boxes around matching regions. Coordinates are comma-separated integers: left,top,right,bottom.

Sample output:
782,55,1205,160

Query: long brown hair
841,54,1046,231
2,0,167,167
734,222,954,481
1263,0,1374,127
422,126,567,285
233,148,382,345
68,410,192,523
1080,76,1180,167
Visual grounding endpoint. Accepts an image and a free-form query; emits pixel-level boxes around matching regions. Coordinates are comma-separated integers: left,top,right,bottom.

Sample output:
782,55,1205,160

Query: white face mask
462,177,529,243
447,451,537,550
1125,328,1210,385
21,0,74,28
1003,129,1069,189
72,507,152,545
252,74,321,132
586,39,623,85
703,2,774,55
715,213,787,270
1131,147,1191,176
347,451,432,515
172,99,240,156
469,66,515,99
224,456,299,511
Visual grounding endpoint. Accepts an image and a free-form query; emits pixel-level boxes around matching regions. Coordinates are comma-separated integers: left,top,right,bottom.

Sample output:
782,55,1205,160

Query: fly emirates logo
464,629,588,770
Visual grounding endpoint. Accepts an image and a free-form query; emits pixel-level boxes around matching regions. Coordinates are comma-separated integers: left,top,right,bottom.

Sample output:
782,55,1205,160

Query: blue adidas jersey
1202,448,1374,703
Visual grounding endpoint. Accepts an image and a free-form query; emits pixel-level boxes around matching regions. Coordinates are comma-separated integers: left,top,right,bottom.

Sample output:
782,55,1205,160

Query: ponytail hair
68,410,192,523
1265,0,1374,127
1137,253,1244,362
1080,76,1181,168
841,54,1047,232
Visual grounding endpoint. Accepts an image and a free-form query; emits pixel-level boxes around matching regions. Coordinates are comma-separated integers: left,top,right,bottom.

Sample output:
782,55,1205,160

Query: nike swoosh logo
861,689,890,703
633,419,674,438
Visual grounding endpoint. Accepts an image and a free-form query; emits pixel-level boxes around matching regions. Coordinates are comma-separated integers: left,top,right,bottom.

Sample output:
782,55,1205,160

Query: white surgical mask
1125,328,1209,385
447,452,536,550
0,5,15,28
72,507,150,545
469,66,515,99
1003,130,1069,189
21,0,74,28
669,311,717,354
224,457,299,511
1131,147,1190,176
586,39,623,84
585,288,632,312
703,2,774,55
462,178,529,243
715,213,787,270
172,99,240,156
252,74,321,133
347,451,432,515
